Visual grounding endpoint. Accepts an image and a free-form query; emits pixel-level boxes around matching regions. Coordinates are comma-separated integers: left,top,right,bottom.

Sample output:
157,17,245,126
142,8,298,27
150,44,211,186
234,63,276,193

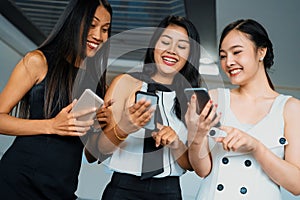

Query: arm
97,74,153,154
252,97,300,195
0,50,94,136
185,95,216,177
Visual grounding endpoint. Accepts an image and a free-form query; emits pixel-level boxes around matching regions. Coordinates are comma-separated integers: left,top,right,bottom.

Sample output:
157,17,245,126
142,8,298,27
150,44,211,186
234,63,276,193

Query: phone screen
184,88,210,115
184,88,221,127
135,91,159,130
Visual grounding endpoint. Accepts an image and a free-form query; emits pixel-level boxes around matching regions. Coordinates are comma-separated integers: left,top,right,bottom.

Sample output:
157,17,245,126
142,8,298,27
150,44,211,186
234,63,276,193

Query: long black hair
219,19,275,90
143,15,201,120
19,0,112,118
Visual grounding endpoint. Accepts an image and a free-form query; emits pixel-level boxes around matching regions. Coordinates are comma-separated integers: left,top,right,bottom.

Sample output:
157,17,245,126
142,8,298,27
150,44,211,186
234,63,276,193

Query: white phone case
71,89,104,121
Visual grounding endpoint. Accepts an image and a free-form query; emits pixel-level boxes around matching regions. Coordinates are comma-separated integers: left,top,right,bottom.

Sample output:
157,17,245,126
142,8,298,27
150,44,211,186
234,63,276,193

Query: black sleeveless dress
0,50,88,200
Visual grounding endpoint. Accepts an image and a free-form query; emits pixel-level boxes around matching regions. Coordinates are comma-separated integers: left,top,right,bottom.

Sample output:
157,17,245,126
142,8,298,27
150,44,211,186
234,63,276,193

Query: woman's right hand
48,100,95,136
185,94,220,144
118,98,154,134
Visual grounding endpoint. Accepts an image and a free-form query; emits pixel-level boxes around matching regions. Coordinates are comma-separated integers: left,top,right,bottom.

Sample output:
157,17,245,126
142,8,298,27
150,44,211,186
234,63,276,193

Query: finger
189,94,198,113
156,123,164,130
128,100,146,115
199,100,213,119
227,136,239,151
103,99,115,108
134,100,152,117
73,119,94,127
218,125,232,133
205,103,218,122
64,99,77,113
72,107,97,119
161,131,176,146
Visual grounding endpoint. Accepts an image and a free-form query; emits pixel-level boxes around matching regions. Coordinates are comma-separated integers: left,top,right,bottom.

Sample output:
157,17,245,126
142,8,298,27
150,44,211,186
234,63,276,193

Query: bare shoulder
109,73,141,90
105,73,142,101
21,50,48,83
284,96,300,117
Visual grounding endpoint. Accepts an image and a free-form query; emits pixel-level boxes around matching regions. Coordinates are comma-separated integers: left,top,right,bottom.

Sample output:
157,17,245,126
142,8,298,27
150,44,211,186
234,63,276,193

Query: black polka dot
209,129,216,136
279,137,286,145
240,187,247,194
217,184,224,191
222,157,229,165
244,160,252,167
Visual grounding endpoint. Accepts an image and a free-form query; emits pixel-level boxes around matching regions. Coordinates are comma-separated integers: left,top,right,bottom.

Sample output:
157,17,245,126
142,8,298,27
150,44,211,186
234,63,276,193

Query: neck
151,74,174,85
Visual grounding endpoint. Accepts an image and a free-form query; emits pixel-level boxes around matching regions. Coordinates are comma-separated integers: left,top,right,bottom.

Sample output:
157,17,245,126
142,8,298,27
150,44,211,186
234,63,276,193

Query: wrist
188,133,207,146
113,124,128,141
45,119,54,135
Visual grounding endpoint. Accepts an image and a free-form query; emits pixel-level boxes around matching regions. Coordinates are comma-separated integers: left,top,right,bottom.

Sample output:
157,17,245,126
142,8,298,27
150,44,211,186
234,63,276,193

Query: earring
259,57,264,61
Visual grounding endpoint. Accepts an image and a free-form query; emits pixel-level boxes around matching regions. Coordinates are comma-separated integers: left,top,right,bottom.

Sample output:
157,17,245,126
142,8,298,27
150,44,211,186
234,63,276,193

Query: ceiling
1,0,187,61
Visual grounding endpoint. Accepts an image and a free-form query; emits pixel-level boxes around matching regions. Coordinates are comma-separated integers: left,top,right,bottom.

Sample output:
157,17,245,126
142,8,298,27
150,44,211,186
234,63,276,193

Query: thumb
66,99,77,112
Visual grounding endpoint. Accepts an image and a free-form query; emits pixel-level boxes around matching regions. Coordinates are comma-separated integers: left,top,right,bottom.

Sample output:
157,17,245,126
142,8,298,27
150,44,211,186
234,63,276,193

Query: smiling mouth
229,68,242,75
162,56,178,65
87,41,99,49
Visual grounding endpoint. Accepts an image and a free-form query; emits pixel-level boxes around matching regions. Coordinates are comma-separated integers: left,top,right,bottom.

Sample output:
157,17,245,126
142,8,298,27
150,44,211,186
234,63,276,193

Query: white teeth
163,57,177,63
87,42,98,48
230,69,242,75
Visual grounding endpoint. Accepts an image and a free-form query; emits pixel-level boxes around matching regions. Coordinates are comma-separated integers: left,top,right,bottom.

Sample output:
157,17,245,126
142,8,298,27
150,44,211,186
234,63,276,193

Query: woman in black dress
0,0,112,199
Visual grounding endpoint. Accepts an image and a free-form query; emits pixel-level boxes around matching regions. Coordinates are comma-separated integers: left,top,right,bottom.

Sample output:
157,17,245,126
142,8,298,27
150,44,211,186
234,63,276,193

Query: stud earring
259,57,264,61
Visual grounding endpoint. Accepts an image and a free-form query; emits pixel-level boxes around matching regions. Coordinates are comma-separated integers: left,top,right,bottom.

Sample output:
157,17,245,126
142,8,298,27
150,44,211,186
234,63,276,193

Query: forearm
171,140,192,170
188,136,212,177
97,124,128,154
84,132,100,163
0,114,52,136
253,143,300,195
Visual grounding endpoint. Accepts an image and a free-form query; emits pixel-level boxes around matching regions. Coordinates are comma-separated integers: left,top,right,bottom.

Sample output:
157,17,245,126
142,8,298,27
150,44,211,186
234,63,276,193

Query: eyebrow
161,35,189,43
220,45,243,53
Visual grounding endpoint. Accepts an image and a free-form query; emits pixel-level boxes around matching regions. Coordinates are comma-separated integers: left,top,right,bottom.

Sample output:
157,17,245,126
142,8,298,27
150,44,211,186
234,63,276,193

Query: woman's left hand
152,124,180,149
216,125,260,153
95,100,114,129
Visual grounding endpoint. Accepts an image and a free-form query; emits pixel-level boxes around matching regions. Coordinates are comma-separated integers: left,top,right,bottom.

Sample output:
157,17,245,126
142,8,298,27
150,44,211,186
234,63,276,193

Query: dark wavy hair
219,19,275,90
143,15,201,120
19,0,112,118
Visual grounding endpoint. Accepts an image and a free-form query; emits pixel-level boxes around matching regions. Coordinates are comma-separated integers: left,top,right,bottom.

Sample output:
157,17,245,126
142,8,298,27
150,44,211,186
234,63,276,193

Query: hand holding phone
184,88,221,127
71,89,104,121
135,91,159,130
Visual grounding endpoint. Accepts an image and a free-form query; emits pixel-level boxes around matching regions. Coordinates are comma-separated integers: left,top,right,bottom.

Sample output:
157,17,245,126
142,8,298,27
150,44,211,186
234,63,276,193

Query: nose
166,43,177,55
226,54,235,67
92,28,104,42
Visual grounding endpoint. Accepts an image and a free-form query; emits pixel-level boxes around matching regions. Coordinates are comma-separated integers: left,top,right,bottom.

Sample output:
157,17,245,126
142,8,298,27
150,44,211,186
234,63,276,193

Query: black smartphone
184,88,220,127
135,91,159,130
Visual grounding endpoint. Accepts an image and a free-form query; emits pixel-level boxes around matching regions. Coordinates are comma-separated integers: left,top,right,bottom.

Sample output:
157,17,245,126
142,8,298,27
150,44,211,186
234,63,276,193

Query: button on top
240,186,247,194
244,159,252,167
222,157,229,165
217,184,224,191
209,129,216,137
279,137,286,145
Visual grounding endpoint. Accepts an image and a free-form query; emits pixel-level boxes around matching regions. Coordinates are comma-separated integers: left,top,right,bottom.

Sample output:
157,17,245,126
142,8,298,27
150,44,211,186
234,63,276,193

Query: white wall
216,0,300,99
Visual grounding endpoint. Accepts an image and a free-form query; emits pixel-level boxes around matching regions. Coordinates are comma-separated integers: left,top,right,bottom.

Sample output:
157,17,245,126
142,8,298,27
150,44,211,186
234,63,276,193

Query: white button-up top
107,82,187,177
197,88,291,200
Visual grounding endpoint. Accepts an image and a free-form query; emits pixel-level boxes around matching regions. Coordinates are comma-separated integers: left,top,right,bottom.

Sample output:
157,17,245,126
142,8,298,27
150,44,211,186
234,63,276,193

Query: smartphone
135,91,159,130
71,89,104,121
184,88,221,127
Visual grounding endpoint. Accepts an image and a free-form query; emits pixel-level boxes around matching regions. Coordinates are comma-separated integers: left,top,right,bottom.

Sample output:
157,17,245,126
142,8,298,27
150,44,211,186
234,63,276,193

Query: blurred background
0,0,299,199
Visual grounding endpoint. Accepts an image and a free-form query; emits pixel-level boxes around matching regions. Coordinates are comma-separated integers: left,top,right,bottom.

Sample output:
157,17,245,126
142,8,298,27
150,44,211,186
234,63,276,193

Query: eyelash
161,41,188,50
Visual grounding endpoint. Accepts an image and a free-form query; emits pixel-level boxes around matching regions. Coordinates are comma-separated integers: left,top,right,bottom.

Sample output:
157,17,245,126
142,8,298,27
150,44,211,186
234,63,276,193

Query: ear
258,47,267,61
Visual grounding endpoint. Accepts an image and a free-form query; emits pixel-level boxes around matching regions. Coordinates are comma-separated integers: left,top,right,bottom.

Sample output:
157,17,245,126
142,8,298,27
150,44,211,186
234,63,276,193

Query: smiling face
219,29,266,86
152,24,190,83
86,5,111,57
